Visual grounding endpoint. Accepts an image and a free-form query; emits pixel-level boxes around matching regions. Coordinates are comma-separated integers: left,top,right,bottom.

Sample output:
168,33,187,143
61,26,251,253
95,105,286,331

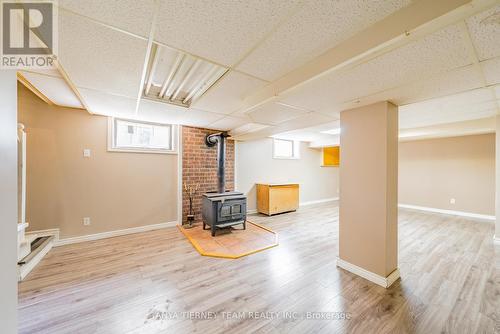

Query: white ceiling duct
143,43,228,108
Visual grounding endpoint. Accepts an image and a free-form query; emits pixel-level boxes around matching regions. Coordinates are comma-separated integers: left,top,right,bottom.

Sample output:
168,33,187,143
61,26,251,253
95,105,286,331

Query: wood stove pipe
205,132,229,194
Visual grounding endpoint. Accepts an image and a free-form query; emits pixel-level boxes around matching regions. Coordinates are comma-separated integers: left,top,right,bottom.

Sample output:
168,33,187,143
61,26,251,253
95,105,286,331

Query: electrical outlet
450,198,456,205
83,217,91,226
83,149,91,157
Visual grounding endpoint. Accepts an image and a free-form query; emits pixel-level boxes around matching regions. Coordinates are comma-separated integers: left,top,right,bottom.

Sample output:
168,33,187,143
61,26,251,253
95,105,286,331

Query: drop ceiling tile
481,57,500,85
272,128,337,144
334,23,472,98
390,65,485,105
208,115,250,131
155,0,301,66
247,102,308,125
78,88,137,118
237,0,411,81
441,88,495,107
316,107,342,120
192,71,267,114
236,112,332,141
58,1,155,38
232,126,277,141
23,69,61,78
138,99,187,124
351,64,484,107
273,111,333,133
400,105,498,129
399,88,498,129
278,74,347,113
300,120,341,133
466,5,500,61
399,117,497,141
21,71,83,108
281,23,472,112
231,123,271,136
58,10,148,98
178,109,224,128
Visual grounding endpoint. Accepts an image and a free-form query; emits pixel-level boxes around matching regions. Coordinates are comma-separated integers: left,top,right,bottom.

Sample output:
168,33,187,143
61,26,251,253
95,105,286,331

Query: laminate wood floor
18,203,500,334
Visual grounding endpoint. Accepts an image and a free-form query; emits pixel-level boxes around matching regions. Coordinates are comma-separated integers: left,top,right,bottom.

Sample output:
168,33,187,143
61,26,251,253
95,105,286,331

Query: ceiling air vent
143,44,228,108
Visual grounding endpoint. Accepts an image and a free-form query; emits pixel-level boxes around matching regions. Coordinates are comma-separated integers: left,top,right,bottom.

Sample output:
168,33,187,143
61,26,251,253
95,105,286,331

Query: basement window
273,138,299,159
108,118,175,154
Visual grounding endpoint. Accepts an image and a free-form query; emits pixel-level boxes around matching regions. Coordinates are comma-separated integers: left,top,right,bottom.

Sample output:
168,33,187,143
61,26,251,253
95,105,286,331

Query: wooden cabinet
256,183,299,216
323,146,340,166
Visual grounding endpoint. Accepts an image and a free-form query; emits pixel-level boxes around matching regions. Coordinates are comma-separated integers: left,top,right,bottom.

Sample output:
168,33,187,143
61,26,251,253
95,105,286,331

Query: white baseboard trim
55,221,178,246
247,197,339,215
494,235,500,246
26,228,60,242
398,204,495,222
300,197,339,207
336,257,400,288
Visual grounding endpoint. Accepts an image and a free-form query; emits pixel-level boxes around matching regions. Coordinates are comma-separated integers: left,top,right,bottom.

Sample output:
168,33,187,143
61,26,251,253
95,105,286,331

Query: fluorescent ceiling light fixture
320,128,341,135
143,43,228,108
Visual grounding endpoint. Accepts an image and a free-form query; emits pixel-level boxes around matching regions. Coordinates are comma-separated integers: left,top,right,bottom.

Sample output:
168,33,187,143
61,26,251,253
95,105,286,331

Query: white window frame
107,117,177,154
272,138,300,160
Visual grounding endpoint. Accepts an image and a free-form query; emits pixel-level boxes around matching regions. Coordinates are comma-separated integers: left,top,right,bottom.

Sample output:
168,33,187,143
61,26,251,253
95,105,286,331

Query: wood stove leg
211,225,216,237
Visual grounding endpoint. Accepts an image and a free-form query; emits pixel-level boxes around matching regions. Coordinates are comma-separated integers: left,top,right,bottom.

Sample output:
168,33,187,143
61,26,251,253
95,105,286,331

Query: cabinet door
269,185,299,214
323,146,340,166
257,184,270,215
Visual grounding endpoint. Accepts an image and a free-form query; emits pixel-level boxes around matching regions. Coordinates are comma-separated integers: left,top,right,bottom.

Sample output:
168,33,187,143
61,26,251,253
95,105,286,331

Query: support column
496,116,500,244
337,101,399,288
0,70,19,333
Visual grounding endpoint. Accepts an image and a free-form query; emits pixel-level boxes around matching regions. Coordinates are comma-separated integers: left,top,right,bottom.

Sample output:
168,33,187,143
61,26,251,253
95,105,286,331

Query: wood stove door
217,201,246,222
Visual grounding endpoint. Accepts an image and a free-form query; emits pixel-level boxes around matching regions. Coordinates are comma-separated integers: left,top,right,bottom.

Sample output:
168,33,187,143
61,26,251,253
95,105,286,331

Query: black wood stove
202,132,247,236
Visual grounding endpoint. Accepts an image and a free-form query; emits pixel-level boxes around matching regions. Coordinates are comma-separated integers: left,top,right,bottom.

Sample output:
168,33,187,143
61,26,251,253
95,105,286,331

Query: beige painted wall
0,71,18,334
18,84,178,238
399,134,495,216
339,101,398,278
236,133,495,219
235,138,339,211
496,118,500,237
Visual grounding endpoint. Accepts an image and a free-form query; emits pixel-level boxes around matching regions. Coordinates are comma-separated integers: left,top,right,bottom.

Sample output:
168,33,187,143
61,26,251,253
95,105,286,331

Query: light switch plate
83,149,91,157
83,217,91,226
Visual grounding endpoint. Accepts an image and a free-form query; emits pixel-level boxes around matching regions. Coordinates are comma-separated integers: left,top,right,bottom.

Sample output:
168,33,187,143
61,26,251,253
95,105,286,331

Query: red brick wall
182,126,234,224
